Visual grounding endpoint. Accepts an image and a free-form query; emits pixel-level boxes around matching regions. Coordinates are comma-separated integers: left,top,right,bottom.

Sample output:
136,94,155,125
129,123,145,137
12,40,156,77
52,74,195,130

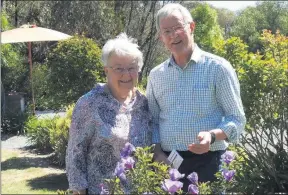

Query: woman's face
104,53,139,95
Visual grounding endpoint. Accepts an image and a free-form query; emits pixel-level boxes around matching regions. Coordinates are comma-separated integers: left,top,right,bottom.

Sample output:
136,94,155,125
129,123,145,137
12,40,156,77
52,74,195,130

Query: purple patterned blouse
66,83,152,194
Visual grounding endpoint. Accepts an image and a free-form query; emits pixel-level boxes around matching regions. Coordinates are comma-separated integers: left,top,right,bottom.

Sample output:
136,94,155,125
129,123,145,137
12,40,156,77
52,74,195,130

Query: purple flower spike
161,179,183,193
222,169,236,182
118,172,127,182
120,142,136,158
188,184,199,194
221,151,235,165
114,162,125,176
121,156,135,170
169,168,185,181
187,172,198,184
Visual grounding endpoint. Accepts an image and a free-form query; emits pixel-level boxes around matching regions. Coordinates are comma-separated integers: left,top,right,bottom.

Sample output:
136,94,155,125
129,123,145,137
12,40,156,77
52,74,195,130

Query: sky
205,1,257,12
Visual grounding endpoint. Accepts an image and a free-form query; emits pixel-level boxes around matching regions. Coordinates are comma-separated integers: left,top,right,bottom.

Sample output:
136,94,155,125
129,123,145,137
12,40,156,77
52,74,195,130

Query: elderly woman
66,33,152,195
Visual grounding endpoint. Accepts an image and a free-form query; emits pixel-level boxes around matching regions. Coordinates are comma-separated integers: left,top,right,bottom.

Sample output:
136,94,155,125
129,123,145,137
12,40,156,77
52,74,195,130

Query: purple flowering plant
100,142,176,194
100,143,238,195
208,150,238,193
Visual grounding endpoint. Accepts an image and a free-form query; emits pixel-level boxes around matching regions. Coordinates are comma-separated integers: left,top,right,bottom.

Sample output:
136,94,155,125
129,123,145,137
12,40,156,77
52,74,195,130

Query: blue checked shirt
146,44,246,151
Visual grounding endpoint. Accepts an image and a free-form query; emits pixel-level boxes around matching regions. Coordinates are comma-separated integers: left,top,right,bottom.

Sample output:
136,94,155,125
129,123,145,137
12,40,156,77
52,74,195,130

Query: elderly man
147,3,246,191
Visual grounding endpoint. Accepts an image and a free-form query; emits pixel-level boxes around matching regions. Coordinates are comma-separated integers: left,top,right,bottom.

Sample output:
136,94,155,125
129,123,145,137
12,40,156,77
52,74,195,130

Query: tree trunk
15,0,18,27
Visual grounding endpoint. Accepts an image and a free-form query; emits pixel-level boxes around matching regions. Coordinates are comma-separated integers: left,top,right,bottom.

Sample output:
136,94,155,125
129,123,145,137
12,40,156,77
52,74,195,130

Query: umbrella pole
28,42,36,115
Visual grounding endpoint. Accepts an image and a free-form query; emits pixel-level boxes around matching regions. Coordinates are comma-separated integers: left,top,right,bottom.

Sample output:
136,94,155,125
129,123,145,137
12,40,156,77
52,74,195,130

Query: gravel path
1,134,33,149
1,110,66,149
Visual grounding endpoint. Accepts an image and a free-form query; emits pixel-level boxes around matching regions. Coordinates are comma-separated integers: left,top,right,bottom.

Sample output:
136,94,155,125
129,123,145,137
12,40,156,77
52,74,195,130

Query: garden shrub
214,30,288,193
233,30,288,194
49,104,74,166
44,35,105,110
24,115,58,151
1,112,29,134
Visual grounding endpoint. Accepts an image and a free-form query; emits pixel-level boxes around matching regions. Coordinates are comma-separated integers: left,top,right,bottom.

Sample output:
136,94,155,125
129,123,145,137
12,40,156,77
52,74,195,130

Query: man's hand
188,131,211,154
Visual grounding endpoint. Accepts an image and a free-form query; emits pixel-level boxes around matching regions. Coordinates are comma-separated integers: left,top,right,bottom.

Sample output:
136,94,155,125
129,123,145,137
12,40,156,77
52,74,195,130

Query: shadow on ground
1,133,17,141
27,173,69,191
1,156,53,171
21,145,55,155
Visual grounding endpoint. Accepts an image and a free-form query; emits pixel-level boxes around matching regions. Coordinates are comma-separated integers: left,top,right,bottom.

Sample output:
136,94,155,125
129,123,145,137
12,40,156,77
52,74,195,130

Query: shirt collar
168,44,202,67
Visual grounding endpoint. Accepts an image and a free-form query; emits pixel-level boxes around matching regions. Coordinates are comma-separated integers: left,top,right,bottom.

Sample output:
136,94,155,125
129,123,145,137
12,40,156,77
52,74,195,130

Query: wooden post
28,42,36,115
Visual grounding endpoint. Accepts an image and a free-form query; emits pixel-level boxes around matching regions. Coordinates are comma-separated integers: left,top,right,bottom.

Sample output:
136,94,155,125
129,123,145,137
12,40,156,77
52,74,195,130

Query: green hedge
25,104,74,166
37,35,105,110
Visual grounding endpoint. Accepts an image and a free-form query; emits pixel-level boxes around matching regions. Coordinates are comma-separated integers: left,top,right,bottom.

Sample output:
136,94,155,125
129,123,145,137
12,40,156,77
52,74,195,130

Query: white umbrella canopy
1,24,72,114
1,24,72,43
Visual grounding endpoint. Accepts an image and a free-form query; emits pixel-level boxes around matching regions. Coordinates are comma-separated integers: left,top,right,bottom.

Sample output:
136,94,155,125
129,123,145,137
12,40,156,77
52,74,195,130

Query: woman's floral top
66,83,152,194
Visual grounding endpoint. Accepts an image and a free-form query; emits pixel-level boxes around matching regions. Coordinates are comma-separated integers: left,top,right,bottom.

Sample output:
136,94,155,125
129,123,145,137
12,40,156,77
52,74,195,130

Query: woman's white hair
101,33,143,70
156,3,193,32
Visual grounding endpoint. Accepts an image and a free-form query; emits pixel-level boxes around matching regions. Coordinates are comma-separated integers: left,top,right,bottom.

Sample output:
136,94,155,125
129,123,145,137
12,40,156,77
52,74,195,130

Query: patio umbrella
1,24,72,114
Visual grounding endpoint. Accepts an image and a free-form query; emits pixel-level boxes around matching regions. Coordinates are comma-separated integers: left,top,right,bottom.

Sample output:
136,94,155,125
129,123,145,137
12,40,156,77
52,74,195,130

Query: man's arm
214,61,246,143
188,61,246,154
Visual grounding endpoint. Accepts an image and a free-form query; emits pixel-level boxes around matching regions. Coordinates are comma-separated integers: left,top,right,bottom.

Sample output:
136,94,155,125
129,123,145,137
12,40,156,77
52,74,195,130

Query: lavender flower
222,169,236,182
188,184,199,194
161,179,183,194
121,142,136,158
114,162,125,176
187,172,198,184
169,168,185,181
118,172,127,182
221,151,235,165
121,156,135,170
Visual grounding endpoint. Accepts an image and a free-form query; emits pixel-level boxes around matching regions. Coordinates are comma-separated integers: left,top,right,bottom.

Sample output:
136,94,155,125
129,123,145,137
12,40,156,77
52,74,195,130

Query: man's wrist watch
210,132,216,145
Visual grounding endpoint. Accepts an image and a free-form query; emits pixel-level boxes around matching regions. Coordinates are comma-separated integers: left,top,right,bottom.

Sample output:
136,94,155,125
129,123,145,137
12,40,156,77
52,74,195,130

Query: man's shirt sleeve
215,61,246,143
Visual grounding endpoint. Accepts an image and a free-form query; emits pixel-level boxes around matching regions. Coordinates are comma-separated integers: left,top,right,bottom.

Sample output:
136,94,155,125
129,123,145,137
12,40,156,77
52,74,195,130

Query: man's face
159,11,195,56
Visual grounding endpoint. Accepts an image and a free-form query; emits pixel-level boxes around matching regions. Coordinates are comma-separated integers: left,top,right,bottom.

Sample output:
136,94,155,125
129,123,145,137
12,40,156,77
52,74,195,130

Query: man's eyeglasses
160,22,189,37
108,66,139,74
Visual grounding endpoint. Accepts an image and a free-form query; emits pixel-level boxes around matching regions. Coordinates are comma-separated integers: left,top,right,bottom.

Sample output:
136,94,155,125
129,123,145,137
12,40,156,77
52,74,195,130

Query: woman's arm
66,96,97,193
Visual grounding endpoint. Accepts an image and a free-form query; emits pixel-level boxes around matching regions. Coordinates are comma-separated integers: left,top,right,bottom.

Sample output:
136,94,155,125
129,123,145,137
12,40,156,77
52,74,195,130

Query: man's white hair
101,33,143,70
156,3,193,32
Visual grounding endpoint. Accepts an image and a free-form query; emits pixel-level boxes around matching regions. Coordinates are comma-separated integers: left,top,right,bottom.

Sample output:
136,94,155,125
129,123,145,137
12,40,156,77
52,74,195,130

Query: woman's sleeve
65,96,97,191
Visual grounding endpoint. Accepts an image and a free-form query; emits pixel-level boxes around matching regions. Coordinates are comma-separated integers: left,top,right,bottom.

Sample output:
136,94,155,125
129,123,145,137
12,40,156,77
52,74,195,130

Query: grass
1,148,68,194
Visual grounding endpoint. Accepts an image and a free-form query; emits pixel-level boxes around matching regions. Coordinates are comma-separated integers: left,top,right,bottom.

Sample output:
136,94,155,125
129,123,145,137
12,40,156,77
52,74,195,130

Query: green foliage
215,8,236,38
24,115,56,151
213,29,288,193
24,104,74,165
49,104,74,166
128,146,170,194
215,30,288,193
103,145,171,194
45,35,105,109
1,112,29,134
237,30,288,193
191,3,224,52
213,36,249,73
230,1,288,52
32,63,50,110
1,13,28,94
